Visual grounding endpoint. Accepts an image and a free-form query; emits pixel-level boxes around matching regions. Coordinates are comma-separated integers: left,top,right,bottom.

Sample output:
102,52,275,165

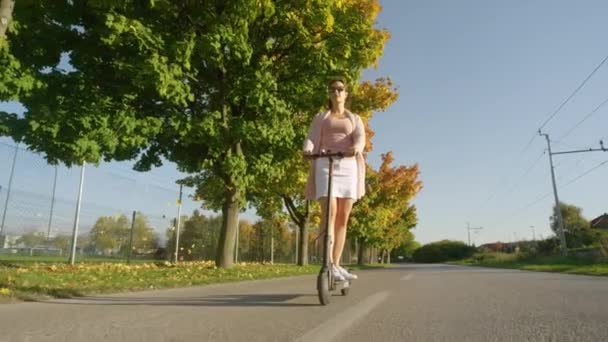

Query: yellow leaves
350,78,399,151
1,261,318,301
351,153,422,246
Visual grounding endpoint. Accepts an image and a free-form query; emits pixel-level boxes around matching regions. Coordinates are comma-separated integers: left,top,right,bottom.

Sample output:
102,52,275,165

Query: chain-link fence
0,138,313,264
0,139,198,262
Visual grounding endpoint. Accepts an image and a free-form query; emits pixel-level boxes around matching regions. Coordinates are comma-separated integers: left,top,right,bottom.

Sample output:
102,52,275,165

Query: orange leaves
350,151,423,248
350,78,399,151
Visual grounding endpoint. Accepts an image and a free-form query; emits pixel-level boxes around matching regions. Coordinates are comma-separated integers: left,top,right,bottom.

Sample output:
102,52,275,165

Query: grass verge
451,253,608,276
0,260,390,302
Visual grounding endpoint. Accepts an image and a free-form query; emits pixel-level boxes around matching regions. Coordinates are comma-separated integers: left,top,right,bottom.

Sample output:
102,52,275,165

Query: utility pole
47,165,58,240
127,211,136,264
69,162,86,265
173,184,183,263
530,225,536,241
0,143,18,235
539,133,607,256
467,222,483,246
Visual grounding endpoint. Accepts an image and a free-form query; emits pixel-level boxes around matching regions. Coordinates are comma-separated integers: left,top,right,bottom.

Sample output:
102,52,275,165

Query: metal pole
466,222,482,246
173,184,183,263
234,220,239,263
530,225,536,241
69,162,86,265
127,210,136,264
47,165,58,240
541,133,568,255
0,143,18,235
295,225,299,264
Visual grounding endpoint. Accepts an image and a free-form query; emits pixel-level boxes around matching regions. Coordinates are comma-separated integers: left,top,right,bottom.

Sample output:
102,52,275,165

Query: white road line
296,291,389,342
401,273,414,281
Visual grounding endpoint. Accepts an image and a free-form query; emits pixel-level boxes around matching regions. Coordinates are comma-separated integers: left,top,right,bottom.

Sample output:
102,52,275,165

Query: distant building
590,213,608,230
0,234,21,248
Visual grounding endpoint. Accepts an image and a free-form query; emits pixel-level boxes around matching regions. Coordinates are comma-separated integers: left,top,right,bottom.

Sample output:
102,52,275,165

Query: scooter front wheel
317,268,331,305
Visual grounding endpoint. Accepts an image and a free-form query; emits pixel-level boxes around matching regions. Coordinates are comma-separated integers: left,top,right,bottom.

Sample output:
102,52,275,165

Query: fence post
47,165,58,240
173,185,183,263
69,162,86,265
0,143,18,235
127,210,136,264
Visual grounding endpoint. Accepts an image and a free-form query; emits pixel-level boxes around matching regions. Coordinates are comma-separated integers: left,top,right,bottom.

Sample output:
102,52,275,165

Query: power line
557,95,608,142
520,52,608,155
475,54,608,224
466,149,545,221
560,159,608,187
539,53,608,131
500,150,546,198
490,157,608,229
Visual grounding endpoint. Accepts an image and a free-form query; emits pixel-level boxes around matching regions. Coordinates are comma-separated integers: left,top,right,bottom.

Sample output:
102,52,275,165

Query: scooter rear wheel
317,268,331,305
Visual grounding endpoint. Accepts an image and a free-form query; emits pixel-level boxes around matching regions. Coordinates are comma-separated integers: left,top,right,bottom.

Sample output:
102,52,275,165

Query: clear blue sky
364,0,608,244
1,0,607,246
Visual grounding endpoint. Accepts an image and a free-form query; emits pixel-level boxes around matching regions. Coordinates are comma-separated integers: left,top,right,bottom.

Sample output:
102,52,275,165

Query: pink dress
303,110,367,201
314,115,358,199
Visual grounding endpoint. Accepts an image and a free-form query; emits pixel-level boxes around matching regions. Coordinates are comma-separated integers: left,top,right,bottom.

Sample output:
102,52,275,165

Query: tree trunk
256,227,265,263
216,186,239,268
357,237,365,265
270,225,274,264
297,215,309,266
387,249,391,264
0,0,14,42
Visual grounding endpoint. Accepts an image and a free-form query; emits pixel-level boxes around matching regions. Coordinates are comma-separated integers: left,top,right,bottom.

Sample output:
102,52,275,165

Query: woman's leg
319,196,337,263
333,197,353,267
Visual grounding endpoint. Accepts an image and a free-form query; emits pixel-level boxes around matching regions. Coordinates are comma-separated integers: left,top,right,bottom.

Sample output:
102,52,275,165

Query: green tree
123,212,159,255
391,232,421,261
48,234,72,250
167,211,223,261
550,202,595,248
1,1,390,268
89,215,129,255
412,240,476,263
16,231,46,247
247,218,294,263
0,0,41,138
250,77,399,265
237,219,255,262
350,152,422,264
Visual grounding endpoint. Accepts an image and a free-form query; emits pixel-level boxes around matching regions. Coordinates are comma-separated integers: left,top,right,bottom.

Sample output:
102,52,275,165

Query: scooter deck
332,279,351,289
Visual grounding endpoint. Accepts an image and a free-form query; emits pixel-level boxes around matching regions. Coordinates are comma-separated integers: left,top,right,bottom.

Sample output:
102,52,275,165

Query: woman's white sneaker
338,266,358,280
332,266,345,282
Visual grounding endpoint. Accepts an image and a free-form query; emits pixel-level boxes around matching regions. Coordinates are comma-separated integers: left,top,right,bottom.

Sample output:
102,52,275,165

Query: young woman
303,79,366,281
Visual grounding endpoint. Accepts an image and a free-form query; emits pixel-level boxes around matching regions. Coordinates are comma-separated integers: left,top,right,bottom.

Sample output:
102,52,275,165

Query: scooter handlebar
302,151,361,160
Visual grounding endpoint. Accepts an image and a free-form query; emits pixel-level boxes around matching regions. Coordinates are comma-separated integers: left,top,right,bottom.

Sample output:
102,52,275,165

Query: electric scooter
305,150,353,305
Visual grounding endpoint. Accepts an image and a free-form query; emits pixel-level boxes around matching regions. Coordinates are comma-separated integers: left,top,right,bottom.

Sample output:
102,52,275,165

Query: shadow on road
42,293,320,307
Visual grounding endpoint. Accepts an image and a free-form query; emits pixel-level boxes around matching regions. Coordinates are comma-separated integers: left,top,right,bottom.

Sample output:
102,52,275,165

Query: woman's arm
352,114,366,154
303,113,322,153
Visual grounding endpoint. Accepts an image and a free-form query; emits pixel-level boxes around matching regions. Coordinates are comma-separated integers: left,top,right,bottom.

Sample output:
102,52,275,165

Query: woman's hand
347,147,362,156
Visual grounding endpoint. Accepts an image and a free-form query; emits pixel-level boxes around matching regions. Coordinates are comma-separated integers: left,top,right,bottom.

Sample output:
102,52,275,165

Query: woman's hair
327,78,348,109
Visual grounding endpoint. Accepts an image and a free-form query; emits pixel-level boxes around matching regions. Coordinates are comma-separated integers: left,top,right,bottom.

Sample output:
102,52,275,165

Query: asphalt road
1,264,607,342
